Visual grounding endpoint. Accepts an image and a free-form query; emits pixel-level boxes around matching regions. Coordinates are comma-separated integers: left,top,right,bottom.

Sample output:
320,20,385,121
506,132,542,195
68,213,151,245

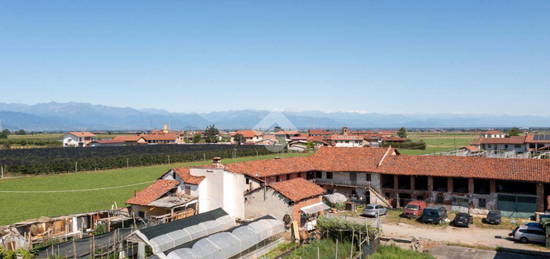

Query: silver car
363,204,387,217
510,223,546,244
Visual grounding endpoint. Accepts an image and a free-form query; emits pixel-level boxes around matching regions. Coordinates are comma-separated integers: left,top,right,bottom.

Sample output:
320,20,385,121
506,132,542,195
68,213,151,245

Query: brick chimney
212,157,223,168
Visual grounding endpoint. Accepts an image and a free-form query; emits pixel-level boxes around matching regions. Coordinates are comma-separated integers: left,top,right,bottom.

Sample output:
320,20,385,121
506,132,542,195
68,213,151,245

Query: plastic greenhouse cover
149,234,176,252
191,238,219,259
184,224,209,240
231,225,260,251
167,248,196,259
165,229,193,248
207,232,242,258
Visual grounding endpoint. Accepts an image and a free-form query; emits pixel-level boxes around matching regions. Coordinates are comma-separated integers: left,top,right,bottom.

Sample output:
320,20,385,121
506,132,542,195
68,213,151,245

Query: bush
317,216,378,243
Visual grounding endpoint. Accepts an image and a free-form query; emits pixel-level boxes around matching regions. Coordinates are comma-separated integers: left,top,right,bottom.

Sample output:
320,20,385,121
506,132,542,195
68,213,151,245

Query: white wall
190,168,247,219
63,134,79,147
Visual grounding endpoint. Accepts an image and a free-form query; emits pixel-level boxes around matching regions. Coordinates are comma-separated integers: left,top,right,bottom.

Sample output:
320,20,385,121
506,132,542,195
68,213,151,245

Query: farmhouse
224,147,550,217
63,131,96,147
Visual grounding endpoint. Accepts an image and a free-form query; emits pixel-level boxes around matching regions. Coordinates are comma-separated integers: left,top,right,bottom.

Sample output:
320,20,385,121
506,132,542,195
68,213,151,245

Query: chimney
212,157,223,168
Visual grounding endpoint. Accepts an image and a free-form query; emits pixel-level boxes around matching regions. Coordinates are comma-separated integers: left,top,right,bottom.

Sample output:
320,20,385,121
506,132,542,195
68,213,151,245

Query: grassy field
0,152,309,226
399,132,478,155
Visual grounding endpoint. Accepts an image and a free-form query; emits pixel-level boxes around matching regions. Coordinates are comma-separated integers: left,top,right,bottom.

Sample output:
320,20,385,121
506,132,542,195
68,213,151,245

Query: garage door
497,194,537,218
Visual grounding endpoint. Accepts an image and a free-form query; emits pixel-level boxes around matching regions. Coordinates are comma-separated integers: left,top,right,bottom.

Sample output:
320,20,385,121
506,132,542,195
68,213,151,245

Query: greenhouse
165,215,285,259
127,208,236,258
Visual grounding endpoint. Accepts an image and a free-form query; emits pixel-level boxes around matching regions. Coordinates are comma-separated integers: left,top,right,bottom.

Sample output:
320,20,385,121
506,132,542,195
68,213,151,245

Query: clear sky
0,1,549,115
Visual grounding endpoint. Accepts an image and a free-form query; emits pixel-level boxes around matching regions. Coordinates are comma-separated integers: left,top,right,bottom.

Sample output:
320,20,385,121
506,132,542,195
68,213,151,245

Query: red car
403,200,427,218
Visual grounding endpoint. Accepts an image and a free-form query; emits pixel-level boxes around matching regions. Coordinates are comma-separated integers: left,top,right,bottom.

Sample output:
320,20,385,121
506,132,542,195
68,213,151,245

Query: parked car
483,210,501,225
510,223,546,244
362,204,387,217
451,212,473,227
402,200,427,218
419,206,447,224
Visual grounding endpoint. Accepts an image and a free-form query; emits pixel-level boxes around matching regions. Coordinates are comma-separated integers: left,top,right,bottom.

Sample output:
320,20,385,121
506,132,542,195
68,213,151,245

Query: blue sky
0,1,549,115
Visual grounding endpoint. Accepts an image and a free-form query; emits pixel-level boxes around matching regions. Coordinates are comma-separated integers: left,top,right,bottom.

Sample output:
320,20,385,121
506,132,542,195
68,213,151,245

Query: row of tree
0,144,272,175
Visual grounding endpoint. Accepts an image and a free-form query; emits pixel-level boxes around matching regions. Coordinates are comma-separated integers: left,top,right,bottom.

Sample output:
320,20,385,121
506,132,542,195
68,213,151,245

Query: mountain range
0,102,549,131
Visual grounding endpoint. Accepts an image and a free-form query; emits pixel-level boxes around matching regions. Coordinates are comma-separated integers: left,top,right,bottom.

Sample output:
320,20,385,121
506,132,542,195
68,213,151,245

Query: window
326,172,333,179
504,144,508,149
184,185,191,195
138,211,145,218
478,198,486,208
366,173,371,182
276,176,280,182
515,144,522,148
316,171,322,178
246,178,250,184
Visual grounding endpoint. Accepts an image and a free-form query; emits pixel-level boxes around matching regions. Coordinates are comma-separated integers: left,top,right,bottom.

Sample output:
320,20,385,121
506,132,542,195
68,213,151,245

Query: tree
15,129,26,135
204,125,220,143
192,133,202,144
0,129,9,139
233,133,245,145
397,127,407,138
273,126,283,132
507,127,521,137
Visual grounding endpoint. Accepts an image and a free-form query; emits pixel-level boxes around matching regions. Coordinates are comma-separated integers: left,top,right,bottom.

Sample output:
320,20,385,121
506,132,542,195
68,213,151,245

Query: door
350,172,357,185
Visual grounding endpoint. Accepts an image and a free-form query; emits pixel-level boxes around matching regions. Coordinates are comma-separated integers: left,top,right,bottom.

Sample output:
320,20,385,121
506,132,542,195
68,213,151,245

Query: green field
399,132,478,155
0,152,309,226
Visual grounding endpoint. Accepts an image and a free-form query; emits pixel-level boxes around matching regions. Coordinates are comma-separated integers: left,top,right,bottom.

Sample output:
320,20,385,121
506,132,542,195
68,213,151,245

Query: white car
510,223,546,244
362,204,387,217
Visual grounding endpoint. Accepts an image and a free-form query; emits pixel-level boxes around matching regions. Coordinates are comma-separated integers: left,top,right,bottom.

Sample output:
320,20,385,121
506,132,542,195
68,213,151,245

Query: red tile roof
225,156,315,178
68,132,96,137
126,180,178,206
308,129,334,135
269,178,326,202
275,130,300,136
379,154,550,183
224,146,550,183
173,167,205,185
478,136,526,144
382,136,407,142
235,130,262,138
311,147,391,173
140,133,178,141
112,135,141,142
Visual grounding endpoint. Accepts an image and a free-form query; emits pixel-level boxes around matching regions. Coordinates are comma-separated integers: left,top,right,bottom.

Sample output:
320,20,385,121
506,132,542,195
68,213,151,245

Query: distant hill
0,102,549,131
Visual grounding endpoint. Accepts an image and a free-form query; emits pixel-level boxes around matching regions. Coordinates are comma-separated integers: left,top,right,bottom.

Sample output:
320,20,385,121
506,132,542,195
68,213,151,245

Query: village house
232,130,263,143
327,134,365,147
245,177,327,229
63,132,97,147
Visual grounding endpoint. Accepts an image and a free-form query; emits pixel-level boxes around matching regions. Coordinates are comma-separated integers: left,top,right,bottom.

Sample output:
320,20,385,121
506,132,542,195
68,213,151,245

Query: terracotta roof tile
478,136,526,144
68,132,96,137
173,167,205,185
235,130,262,138
269,178,325,202
379,155,550,183
126,180,178,206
